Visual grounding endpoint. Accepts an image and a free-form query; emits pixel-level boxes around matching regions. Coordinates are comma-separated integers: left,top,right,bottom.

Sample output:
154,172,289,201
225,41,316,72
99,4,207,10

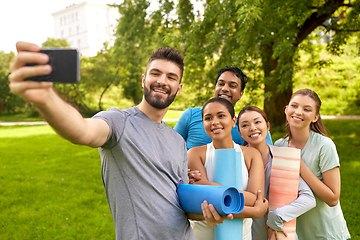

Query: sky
0,0,120,53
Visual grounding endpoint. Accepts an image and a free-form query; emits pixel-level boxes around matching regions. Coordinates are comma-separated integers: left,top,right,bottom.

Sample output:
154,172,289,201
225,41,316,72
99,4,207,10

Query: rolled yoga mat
214,148,243,240
177,184,244,215
268,146,300,240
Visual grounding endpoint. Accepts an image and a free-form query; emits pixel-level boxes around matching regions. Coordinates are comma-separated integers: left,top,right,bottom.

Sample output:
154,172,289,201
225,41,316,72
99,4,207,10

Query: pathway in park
1,115,360,126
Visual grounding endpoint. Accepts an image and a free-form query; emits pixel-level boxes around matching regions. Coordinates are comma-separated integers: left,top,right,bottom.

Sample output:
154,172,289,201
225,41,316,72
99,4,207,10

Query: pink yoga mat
268,146,300,240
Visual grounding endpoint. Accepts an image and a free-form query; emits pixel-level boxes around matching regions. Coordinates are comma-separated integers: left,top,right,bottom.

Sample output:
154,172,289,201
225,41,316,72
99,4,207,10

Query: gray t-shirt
93,107,195,240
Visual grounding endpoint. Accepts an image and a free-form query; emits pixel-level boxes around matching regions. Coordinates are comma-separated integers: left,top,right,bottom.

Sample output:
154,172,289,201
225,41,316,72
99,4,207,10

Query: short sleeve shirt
275,131,350,240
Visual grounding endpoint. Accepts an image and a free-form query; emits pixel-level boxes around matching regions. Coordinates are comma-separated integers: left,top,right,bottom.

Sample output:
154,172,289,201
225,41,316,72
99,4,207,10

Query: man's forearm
33,87,90,145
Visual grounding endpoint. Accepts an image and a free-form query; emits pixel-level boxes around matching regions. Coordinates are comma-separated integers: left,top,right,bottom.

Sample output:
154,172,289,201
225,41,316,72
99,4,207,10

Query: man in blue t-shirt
174,66,272,150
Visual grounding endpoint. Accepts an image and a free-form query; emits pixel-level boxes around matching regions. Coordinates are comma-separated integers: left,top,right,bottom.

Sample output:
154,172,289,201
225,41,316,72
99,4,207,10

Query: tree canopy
110,0,360,126
3,1,360,122
180,0,360,126
0,51,24,113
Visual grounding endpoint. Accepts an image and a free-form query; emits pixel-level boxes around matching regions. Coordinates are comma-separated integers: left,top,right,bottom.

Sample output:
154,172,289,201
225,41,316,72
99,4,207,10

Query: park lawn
0,119,359,239
0,125,114,240
322,119,360,240
0,109,183,123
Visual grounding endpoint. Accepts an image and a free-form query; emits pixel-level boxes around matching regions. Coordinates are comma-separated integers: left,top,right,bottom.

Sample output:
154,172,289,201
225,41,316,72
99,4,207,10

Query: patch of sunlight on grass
0,125,56,138
349,160,360,168
164,109,184,119
349,133,357,138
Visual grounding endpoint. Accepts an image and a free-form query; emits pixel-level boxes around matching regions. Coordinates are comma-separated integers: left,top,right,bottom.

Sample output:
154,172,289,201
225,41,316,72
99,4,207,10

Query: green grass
164,109,184,119
322,120,360,240
0,112,44,122
0,125,114,239
0,120,359,239
0,109,183,123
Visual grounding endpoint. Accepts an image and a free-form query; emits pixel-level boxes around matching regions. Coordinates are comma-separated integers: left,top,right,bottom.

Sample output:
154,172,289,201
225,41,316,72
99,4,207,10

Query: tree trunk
71,84,92,113
98,83,112,111
264,81,292,128
262,43,293,128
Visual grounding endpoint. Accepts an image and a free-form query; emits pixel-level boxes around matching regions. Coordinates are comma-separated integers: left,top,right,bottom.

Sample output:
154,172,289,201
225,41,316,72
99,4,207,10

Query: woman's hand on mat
201,200,234,226
267,226,288,240
188,169,201,184
253,190,269,218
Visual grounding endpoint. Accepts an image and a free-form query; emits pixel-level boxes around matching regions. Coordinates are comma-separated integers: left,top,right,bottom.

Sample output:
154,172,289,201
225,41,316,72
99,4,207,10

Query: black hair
216,66,248,91
201,97,235,119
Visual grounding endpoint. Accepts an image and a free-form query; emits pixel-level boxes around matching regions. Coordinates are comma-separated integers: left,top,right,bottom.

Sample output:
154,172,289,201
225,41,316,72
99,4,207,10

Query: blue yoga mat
214,148,243,240
177,184,244,215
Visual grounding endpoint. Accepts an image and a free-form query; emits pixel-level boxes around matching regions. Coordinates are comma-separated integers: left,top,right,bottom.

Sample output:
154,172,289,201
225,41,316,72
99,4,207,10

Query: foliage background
1,38,360,117
1,1,360,122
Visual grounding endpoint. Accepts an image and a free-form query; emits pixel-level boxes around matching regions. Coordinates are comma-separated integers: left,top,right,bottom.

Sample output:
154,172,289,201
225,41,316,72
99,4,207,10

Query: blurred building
52,1,120,57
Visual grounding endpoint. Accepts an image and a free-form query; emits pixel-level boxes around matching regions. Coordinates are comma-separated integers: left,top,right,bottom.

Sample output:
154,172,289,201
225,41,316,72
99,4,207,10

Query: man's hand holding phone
26,48,80,83
8,41,91,146
8,42,79,105
9,42,54,104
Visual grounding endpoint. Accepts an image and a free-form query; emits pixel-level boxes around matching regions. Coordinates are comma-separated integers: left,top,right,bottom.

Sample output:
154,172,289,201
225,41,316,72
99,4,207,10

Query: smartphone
26,48,80,83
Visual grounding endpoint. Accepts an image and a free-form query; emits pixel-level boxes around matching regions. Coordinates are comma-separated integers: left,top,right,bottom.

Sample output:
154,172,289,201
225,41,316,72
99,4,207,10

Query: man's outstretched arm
8,41,109,148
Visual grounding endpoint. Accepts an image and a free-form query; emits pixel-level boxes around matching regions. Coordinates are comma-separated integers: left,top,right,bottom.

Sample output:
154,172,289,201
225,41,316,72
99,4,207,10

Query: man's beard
143,83,178,109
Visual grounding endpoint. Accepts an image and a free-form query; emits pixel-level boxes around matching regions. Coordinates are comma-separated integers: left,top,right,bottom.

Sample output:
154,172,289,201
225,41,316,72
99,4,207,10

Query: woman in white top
187,97,268,240
237,106,316,240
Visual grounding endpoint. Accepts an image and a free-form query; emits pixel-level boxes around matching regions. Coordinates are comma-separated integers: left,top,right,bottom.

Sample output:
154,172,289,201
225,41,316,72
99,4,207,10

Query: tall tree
113,0,151,105
42,38,70,48
111,0,359,123
183,0,360,126
0,51,27,113
80,43,119,111
176,0,194,36
113,0,185,105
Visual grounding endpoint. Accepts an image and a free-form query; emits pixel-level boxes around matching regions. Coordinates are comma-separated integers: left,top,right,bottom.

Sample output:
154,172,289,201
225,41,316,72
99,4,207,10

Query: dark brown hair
237,106,269,146
202,97,235,119
147,47,184,82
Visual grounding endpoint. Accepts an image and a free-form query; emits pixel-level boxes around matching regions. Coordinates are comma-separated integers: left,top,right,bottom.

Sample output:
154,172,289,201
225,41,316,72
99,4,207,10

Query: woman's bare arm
300,160,340,207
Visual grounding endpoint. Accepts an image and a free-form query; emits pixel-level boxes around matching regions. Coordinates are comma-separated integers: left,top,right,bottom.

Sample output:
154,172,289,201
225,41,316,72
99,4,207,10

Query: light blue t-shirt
275,131,350,240
174,107,273,150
